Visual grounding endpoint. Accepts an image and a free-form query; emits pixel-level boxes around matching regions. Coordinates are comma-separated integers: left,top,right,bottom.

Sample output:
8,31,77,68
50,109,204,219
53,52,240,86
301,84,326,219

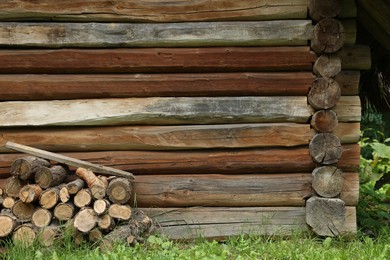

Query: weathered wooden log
12,224,37,246
3,177,25,197
39,187,60,209
308,0,341,22
0,72,314,101
66,179,85,195
0,97,313,127
342,20,356,45
335,70,360,95
0,0,308,22
100,225,135,250
93,199,110,216
0,212,19,238
313,54,341,78
311,18,346,53
334,96,361,122
59,186,70,203
19,184,42,203
35,165,68,189
76,168,108,200
310,133,342,164
312,166,344,198
31,208,52,228
40,225,60,247
107,178,132,204
89,227,103,243
131,209,154,236
74,189,93,208
10,156,50,181
12,200,35,221
338,45,371,70
311,110,338,133
98,214,116,232
0,47,316,74
74,207,98,233
108,204,132,221
2,197,15,209
340,0,357,18
306,197,346,236
53,202,75,221
308,77,341,109
0,21,313,48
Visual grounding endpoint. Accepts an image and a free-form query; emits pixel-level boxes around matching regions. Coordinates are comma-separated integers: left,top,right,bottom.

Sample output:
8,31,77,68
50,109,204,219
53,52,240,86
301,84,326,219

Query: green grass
1,228,389,260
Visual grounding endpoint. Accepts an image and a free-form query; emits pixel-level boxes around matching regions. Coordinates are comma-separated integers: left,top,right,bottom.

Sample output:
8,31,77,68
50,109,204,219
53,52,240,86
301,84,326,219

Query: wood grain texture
0,21,313,48
311,18,346,54
0,144,361,177
0,97,313,127
142,206,356,239
0,73,314,100
0,0,308,22
0,47,317,74
308,0,341,21
335,71,360,95
333,96,361,122
338,45,371,70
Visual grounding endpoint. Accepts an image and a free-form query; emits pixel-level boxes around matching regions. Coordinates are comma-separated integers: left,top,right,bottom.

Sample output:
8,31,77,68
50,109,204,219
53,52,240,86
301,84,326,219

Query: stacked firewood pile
0,156,153,247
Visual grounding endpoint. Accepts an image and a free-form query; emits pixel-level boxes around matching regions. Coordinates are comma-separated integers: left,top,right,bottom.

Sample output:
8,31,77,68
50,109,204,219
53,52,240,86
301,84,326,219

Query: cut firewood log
39,187,60,209
74,188,92,208
2,197,15,209
53,202,75,221
19,184,42,203
88,227,103,243
12,224,37,246
0,212,19,238
312,166,344,198
12,200,35,221
308,0,341,21
74,207,98,233
3,176,25,198
35,165,68,189
10,156,50,181
108,204,132,221
40,225,61,247
31,208,52,228
311,110,338,133
308,77,341,110
313,54,341,78
100,225,134,250
76,168,108,199
131,209,154,236
59,186,70,203
310,133,343,164
66,178,85,195
98,213,116,232
311,18,346,53
107,177,132,204
93,199,110,215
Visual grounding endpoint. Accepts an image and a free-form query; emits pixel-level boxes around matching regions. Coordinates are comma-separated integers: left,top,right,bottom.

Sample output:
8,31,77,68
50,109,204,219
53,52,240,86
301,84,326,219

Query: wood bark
31,208,52,228
66,179,85,195
107,178,132,204
0,0,308,22
312,166,344,198
0,21,312,48
74,207,98,233
74,189,93,208
313,54,341,78
0,72,314,101
3,177,25,197
308,77,341,110
12,200,35,221
19,184,42,203
10,156,50,181
335,71,360,95
311,18,346,54
12,224,37,246
2,197,15,209
0,47,316,74
338,45,371,70
311,110,338,133
308,0,342,21
53,202,75,221
306,197,346,236
76,168,108,200
310,133,342,164
93,199,110,215
108,204,132,221
0,212,19,237
34,165,68,189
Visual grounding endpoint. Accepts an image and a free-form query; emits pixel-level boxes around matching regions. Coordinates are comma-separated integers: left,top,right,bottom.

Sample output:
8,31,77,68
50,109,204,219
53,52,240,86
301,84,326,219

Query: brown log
310,133,342,164
0,47,316,74
311,110,338,133
342,19,356,45
12,224,37,246
2,197,15,209
93,199,110,216
335,70,360,95
312,166,344,198
59,186,70,203
0,73,314,101
74,189,92,208
10,156,50,181
39,187,60,209
40,225,60,247
0,212,19,238
74,207,98,233
31,208,52,228
308,77,341,109
311,18,346,54
98,213,116,232
107,178,132,204
338,45,371,70
53,202,75,221
308,0,342,22
12,200,35,221
76,168,107,200
108,204,132,221
66,178,85,195
3,176,25,197
19,184,42,203
306,196,346,236
34,165,68,189
88,227,103,243
313,54,341,78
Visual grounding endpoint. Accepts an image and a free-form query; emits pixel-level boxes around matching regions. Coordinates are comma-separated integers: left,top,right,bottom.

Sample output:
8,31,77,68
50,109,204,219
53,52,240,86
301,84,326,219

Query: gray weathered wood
308,0,341,22
333,96,361,122
308,77,341,109
0,21,313,48
309,133,342,165
311,18,345,54
312,166,344,197
313,54,341,78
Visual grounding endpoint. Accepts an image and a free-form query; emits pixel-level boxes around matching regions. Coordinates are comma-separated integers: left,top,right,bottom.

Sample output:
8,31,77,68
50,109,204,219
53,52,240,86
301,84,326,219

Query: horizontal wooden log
342,20,356,45
335,71,360,95
0,47,316,74
0,21,312,48
129,173,358,207
142,206,356,239
0,144,361,177
340,0,357,18
0,72,314,100
0,97,314,127
338,45,371,70
334,96,361,122
0,0,308,22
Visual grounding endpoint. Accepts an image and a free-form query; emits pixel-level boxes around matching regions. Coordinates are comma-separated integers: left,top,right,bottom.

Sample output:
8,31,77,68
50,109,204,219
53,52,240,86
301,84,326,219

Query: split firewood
19,184,42,203
12,224,37,246
0,212,20,238
3,176,25,198
76,168,108,199
2,197,15,209
88,227,103,243
39,187,60,209
66,178,85,195
11,156,50,181
59,186,70,203
73,207,98,233
98,213,116,232
107,177,132,204
12,200,35,221
35,165,68,189
108,204,132,221
40,225,61,247
31,208,52,228
74,188,92,208
100,225,134,250
93,199,110,215
53,202,75,221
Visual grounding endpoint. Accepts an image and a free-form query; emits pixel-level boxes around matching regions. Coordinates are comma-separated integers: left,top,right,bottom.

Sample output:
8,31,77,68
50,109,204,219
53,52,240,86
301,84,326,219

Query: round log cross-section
311,18,346,54
312,166,344,197
308,77,341,109
311,110,339,133
313,54,342,78
308,0,342,22
310,133,342,164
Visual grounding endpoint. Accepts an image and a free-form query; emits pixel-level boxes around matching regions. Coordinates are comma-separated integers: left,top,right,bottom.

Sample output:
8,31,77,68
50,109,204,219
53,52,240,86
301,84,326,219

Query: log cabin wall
0,0,369,239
